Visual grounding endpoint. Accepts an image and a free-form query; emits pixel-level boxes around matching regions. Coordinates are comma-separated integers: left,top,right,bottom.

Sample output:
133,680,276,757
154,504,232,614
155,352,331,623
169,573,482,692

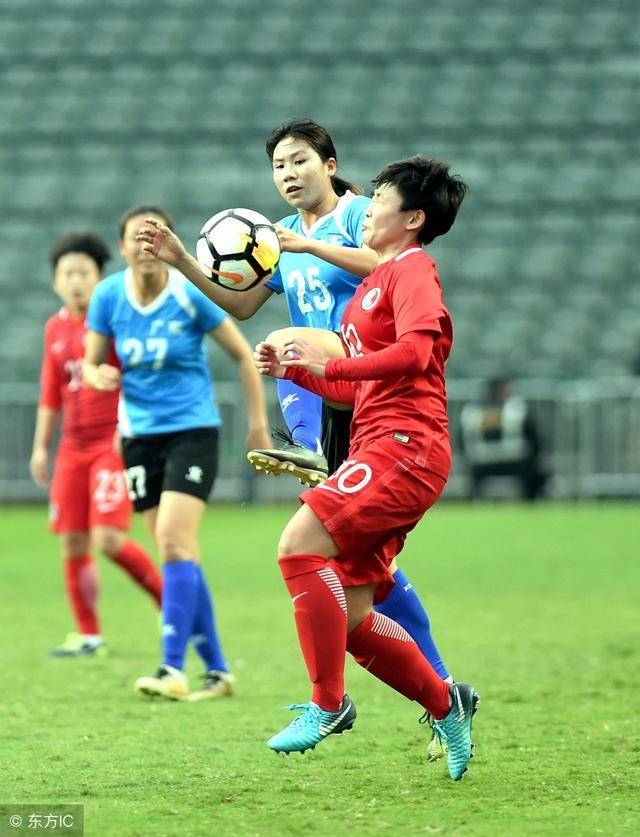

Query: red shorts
301,435,448,601
49,441,132,533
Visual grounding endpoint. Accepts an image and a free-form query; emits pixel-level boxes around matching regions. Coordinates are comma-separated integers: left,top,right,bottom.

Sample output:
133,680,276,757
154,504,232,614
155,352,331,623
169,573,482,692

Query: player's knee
347,607,372,634
60,532,90,558
265,327,293,349
93,529,125,557
155,528,190,563
277,525,308,559
345,586,375,634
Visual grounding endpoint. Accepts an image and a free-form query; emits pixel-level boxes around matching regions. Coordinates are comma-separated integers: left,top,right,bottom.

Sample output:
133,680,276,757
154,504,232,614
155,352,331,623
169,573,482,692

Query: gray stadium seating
1,0,639,383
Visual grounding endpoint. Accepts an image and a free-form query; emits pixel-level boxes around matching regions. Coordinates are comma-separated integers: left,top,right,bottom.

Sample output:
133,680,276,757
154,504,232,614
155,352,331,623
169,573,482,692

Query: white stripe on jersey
331,191,362,246
168,272,197,320
300,190,362,239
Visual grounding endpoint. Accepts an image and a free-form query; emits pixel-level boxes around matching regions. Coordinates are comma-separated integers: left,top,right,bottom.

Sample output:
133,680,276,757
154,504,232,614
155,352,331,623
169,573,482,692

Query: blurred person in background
30,232,162,658
83,205,271,701
136,129,457,760
459,377,548,501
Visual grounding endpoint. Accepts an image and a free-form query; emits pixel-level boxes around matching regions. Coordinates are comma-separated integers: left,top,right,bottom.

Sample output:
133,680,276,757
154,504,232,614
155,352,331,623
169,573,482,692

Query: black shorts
121,427,219,512
321,403,353,474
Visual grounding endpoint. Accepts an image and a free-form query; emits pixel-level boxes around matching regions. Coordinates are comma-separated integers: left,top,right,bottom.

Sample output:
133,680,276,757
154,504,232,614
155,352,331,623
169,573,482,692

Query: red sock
278,553,347,711
64,555,100,635
110,541,162,607
347,611,451,719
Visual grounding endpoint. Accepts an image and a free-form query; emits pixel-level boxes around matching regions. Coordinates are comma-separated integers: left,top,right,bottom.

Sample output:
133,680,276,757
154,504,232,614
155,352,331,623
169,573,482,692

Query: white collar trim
394,247,422,262
124,267,177,315
300,190,358,236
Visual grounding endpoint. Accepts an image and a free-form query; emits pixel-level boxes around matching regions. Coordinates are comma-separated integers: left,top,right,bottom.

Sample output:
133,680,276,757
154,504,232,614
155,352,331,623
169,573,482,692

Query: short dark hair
372,156,467,245
49,232,111,272
119,204,174,240
265,118,362,197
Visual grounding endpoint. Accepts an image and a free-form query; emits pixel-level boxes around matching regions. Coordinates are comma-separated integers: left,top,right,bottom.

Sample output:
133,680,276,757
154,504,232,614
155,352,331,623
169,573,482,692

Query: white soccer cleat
135,664,189,700
188,670,236,702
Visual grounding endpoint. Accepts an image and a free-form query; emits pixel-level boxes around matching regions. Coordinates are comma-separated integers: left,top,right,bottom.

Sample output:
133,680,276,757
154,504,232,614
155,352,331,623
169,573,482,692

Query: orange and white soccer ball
196,208,281,292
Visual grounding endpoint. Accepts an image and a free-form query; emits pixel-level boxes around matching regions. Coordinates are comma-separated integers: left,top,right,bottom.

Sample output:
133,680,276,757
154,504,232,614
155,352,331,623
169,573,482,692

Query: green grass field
1,503,639,836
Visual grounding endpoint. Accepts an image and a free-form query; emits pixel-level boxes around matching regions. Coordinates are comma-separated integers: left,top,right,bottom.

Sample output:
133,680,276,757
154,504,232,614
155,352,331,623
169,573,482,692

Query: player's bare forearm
176,252,271,320
236,354,271,450
305,240,378,278
30,406,59,485
276,226,377,278
32,405,59,451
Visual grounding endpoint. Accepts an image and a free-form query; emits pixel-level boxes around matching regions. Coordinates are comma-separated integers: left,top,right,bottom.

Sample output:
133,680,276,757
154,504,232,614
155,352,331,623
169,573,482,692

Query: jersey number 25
287,267,331,314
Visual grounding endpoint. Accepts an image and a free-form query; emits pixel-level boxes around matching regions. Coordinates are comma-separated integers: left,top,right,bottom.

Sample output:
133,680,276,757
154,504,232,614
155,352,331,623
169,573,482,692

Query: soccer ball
196,208,281,292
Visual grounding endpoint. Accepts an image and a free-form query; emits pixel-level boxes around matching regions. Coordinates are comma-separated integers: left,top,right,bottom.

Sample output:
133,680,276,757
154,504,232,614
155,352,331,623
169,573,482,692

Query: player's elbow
230,303,249,320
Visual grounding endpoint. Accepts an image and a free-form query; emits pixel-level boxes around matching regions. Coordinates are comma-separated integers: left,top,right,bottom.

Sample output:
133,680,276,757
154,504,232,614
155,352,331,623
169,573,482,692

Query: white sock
81,634,102,646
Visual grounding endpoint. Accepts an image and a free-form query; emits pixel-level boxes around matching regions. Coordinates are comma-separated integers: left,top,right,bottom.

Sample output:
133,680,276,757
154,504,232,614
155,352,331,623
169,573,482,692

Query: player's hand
94,364,121,391
274,225,312,254
136,217,188,268
30,448,49,486
112,431,123,456
281,337,330,378
254,342,286,378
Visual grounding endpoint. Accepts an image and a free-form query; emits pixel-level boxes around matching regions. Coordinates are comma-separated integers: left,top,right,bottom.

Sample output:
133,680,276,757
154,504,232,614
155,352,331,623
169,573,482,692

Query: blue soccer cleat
432,682,479,780
267,694,356,754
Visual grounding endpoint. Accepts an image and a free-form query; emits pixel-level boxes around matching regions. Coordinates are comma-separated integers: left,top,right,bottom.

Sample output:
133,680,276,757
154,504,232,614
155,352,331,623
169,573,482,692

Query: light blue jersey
265,191,370,330
87,268,227,437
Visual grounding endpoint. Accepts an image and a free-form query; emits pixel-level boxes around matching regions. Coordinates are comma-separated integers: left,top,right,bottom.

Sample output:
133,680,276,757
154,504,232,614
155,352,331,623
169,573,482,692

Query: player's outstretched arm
275,225,378,278
210,320,271,452
136,218,273,321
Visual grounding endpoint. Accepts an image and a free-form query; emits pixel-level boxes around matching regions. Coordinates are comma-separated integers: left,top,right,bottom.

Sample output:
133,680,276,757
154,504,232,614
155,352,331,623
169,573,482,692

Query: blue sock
374,568,450,680
276,378,322,452
191,565,228,672
162,560,199,670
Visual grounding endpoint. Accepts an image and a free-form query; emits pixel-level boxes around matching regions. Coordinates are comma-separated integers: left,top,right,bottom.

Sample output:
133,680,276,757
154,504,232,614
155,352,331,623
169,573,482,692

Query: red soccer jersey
331,246,452,474
39,307,120,448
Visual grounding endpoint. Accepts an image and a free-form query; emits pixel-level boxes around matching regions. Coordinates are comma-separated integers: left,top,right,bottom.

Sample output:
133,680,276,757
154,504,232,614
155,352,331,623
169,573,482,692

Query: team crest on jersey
361,288,381,311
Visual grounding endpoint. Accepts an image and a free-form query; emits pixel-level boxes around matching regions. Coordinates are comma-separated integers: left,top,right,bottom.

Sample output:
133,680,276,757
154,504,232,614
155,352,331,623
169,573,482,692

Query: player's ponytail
266,118,362,197
331,175,363,197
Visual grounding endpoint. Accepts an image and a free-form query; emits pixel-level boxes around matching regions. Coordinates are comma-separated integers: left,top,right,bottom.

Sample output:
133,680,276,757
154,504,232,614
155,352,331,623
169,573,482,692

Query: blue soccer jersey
265,191,371,330
87,268,227,436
